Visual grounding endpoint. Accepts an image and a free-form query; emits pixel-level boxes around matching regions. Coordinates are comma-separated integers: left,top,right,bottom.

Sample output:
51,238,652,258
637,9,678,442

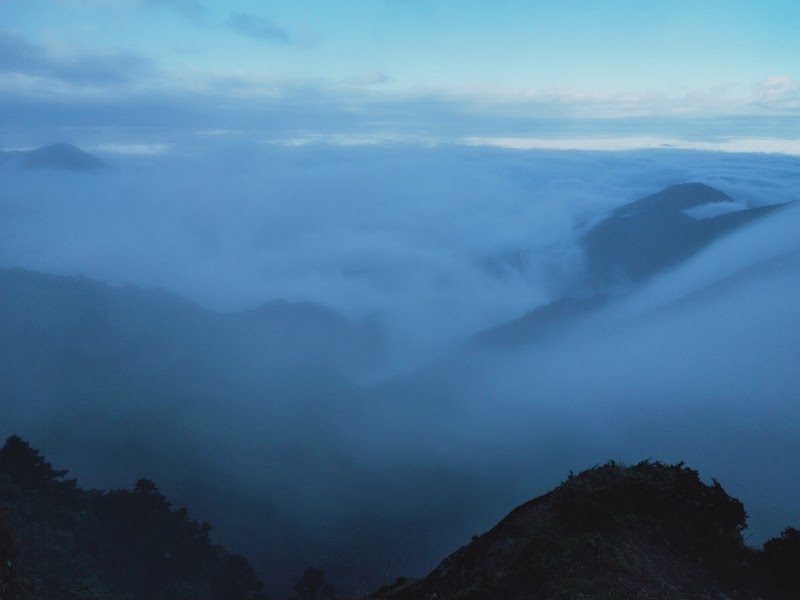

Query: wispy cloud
86,142,172,155
0,31,151,85
0,44,798,146
458,136,800,155
343,71,392,87
228,11,291,44
143,0,206,22
750,75,800,111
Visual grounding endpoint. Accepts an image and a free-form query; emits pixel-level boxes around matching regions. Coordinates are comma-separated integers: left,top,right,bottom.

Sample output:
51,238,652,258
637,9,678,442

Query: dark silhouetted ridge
476,182,788,348
614,182,732,216
473,294,608,346
369,461,799,600
582,182,786,288
0,435,269,600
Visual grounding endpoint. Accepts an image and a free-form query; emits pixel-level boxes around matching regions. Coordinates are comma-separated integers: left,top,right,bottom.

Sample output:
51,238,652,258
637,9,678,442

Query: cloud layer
1,142,799,593
0,31,151,85
1,143,798,365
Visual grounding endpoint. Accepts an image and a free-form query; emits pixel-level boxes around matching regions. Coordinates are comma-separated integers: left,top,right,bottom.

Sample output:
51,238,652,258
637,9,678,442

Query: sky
1,0,799,146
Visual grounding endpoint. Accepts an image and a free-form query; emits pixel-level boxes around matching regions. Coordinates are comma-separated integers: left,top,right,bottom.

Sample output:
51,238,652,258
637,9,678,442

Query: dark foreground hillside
370,461,799,600
0,436,268,600
1,437,798,600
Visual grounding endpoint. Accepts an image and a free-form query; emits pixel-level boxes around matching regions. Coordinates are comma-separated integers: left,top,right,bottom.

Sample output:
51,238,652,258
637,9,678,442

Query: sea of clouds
2,140,798,366
1,140,799,592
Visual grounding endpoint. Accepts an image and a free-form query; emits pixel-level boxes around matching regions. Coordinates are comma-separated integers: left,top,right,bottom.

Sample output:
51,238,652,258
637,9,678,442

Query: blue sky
1,0,799,141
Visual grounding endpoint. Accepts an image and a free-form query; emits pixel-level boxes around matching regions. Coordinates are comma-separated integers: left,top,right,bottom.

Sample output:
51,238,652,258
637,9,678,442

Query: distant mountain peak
582,182,783,287
615,182,732,217
476,182,787,348
19,143,108,171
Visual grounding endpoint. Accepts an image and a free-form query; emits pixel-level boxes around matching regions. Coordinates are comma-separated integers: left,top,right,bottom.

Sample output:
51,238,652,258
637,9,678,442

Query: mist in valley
2,139,799,594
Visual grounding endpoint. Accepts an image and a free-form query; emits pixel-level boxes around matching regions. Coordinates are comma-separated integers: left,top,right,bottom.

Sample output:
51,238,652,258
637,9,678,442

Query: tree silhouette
0,435,270,600
0,435,68,490
290,567,336,600
0,506,23,600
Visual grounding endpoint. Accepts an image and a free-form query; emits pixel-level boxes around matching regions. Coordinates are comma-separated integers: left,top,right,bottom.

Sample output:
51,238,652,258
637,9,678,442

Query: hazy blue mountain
0,267,390,592
0,267,378,362
0,143,108,171
0,266,382,477
582,182,784,288
473,294,608,346
476,183,787,347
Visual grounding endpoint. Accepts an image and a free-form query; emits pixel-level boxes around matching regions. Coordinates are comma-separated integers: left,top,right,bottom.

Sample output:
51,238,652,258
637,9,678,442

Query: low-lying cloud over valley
1,140,798,593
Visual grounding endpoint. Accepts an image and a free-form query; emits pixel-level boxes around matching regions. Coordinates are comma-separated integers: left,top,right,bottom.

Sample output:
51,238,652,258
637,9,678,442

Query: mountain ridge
0,143,107,171
368,460,799,600
475,182,790,347
3,441,797,600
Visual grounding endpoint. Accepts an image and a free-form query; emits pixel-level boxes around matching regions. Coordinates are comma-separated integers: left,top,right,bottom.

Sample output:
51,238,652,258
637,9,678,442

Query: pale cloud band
458,136,800,156
227,11,291,44
0,31,151,85
0,28,795,123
